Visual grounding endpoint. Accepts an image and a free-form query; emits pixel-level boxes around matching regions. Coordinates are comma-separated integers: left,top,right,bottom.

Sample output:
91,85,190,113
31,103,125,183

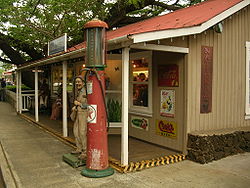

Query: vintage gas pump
81,19,114,178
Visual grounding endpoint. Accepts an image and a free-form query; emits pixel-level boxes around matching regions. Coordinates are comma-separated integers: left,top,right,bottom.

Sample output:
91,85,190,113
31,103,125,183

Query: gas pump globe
84,19,108,68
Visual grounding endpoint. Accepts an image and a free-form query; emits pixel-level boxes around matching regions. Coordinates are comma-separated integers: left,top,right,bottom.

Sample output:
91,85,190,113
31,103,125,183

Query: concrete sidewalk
0,101,250,188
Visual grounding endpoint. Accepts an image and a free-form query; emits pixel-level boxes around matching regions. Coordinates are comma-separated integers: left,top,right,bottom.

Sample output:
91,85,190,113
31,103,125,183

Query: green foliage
0,0,102,51
6,84,31,92
0,0,198,63
107,98,121,122
1,63,13,70
127,0,144,8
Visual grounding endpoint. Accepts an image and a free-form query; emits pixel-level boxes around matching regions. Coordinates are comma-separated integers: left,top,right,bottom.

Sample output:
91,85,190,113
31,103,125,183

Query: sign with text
160,90,175,118
131,116,149,131
158,64,179,87
156,119,177,138
200,46,213,113
48,33,67,56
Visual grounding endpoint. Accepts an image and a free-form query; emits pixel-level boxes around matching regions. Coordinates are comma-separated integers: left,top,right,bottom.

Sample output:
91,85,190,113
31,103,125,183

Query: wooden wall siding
187,6,250,133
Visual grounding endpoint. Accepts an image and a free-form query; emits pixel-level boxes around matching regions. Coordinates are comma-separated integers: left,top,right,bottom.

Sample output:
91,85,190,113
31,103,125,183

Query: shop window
51,64,74,97
245,41,250,118
130,52,152,116
132,63,149,107
105,57,122,123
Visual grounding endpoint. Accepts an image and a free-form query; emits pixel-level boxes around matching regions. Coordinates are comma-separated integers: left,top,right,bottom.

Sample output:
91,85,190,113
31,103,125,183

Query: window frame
129,51,153,117
245,41,250,119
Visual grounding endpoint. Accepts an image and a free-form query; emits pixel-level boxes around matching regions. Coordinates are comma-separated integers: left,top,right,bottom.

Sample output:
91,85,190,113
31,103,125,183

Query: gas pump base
62,153,86,168
81,167,114,178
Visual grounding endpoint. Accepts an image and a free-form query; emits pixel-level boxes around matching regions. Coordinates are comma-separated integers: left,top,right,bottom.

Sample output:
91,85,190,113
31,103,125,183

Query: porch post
18,71,22,113
62,61,68,137
35,67,39,122
16,71,19,112
121,47,130,165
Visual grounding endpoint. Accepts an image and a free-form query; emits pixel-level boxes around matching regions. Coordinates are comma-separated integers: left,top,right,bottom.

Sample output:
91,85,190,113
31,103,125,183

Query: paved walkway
0,101,250,188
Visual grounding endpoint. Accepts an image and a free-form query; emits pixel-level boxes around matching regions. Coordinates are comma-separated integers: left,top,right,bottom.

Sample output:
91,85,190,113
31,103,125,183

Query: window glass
133,84,148,107
105,59,122,122
51,65,74,96
131,58,149,107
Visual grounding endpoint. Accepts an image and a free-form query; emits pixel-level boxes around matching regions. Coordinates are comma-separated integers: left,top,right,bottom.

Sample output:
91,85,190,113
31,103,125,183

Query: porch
20,110,178,163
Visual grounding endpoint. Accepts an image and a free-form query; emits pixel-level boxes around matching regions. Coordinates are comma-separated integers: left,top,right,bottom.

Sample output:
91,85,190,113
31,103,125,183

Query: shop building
14,0,250,165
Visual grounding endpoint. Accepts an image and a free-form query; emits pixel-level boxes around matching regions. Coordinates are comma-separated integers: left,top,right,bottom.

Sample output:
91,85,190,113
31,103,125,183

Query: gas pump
81,19,114,178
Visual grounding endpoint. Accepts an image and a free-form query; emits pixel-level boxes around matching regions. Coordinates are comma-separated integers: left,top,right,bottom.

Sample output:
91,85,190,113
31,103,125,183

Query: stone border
0,141,22,188
187,131,250,164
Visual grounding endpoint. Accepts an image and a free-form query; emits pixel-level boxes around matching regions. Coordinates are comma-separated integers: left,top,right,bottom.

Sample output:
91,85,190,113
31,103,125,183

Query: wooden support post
62,61,68,137
121,47,130,165
16,71,19,112
18,71,22,113
35,67,39,122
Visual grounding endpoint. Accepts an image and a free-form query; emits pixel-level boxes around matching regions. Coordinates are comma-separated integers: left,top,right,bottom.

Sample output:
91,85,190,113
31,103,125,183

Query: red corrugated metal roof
19,0,245,68
107,0,243,40
67,42,85,52
71,0,243,51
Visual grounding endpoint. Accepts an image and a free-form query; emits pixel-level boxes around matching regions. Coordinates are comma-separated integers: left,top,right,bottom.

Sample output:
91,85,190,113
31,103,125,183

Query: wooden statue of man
70,75,88,160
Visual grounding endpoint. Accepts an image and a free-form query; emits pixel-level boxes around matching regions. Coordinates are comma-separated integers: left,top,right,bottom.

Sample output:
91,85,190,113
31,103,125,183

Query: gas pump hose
81,68,110,132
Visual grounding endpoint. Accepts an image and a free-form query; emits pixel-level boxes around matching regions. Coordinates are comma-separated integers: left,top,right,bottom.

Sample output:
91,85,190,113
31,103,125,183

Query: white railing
21,90,35,111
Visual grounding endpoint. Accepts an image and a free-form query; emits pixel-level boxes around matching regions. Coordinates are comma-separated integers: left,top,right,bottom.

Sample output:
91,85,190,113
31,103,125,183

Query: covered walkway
21,111,178,163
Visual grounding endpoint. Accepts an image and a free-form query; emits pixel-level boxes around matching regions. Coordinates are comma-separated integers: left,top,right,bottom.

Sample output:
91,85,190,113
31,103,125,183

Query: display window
132,59,149,107
129,51,152,116
51,64,74,97
105,57,122,123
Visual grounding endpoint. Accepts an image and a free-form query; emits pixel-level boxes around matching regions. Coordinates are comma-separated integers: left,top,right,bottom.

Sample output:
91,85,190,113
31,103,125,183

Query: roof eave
17,47,85,70
132,0,250,43
17,34,133,71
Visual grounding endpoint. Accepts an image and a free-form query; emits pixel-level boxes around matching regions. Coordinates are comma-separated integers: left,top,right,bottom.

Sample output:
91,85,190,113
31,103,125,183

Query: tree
0,0,202,65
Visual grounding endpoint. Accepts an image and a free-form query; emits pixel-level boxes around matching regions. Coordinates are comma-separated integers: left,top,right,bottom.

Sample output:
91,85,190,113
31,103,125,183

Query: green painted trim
81,167,114,178
86,65,106,70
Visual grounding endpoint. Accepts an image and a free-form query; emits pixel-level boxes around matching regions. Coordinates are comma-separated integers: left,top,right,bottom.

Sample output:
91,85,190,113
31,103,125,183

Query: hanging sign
156,119,177,138
158,64,179,87
131,116,149,131
48,33,67,56
87,104,97,123
160,90,175,118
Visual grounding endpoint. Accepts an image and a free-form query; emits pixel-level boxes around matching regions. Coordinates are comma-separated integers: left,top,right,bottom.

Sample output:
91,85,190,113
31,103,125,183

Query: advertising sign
160,90,175,117
131,116,149,131
200,46,213,113
88,105,97,123
158,64,179,87
156,119,177,138
48,33,67,56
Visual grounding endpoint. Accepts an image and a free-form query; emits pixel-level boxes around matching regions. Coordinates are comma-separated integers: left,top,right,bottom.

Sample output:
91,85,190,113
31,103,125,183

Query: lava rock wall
187,131,250,164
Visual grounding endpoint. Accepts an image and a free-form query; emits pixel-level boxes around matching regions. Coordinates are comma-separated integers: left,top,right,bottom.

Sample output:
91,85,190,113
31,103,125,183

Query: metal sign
160,90,175,118
48,33,67,56
158,64,179,87
131,116,149,131
156,119,177,138
200,46,213,113
87,105,97,123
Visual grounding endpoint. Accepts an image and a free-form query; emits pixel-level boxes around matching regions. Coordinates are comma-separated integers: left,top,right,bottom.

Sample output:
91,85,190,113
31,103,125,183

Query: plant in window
107,98,121,122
